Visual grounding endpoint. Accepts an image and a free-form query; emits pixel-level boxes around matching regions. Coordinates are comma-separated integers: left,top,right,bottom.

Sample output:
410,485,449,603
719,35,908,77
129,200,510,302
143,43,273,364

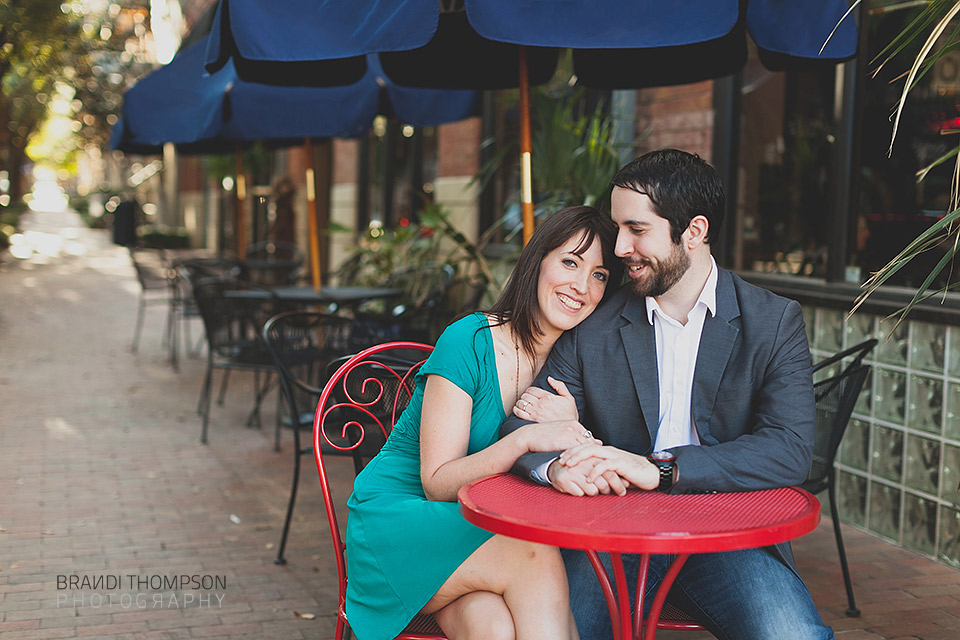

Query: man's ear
685,215,710,249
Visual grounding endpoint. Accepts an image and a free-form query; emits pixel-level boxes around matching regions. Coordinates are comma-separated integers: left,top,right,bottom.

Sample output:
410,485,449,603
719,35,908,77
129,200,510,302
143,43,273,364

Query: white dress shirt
647,256,717,452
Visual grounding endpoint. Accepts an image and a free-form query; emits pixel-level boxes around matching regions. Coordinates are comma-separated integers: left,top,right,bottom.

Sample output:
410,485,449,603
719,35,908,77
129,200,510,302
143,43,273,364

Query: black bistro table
226,285,403,306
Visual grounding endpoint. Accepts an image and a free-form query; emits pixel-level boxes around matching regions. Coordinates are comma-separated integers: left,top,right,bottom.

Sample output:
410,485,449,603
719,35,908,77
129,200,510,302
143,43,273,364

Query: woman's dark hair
487,205,622,359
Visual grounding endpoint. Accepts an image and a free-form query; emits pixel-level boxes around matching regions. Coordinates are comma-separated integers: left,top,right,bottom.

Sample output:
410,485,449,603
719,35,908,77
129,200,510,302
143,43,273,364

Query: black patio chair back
129,247,173,355
354,263,456,343
263,310,409,564
166,257,243,370
190,278,288,444
802,337,877,618
243,241,305,287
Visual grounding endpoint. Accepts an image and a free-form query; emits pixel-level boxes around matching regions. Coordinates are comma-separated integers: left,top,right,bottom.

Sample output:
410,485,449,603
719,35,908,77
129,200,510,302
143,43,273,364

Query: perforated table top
458,474,820,554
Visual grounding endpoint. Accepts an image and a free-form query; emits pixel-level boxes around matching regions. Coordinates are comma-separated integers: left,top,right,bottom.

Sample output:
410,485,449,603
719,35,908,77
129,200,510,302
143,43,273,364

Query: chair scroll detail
313,342,447,640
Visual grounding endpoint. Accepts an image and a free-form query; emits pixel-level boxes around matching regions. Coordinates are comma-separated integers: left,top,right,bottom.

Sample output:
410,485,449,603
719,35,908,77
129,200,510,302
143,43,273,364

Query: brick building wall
332,139,358,184
437,118,481,177
635,81,714,162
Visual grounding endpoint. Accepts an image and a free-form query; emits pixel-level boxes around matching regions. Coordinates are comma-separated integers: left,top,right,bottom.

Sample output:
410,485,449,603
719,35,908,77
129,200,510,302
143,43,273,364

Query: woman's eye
593,272,608,282
561,258,577,267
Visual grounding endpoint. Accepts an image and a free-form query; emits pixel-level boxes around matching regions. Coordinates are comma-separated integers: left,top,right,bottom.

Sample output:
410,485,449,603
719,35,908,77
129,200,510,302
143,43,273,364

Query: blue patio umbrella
112,37,478,153
203,0,858,243
112,35,478,281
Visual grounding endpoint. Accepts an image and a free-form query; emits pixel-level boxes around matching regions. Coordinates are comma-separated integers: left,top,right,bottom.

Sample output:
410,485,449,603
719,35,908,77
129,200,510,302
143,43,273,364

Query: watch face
650,450,675,462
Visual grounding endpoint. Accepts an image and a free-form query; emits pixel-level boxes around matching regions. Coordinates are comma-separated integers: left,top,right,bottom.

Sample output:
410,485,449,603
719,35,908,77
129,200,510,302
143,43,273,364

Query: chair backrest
385,263,456,318
312,341,434,613
352,263,457,343
190,278,287,356
805,338,877,489
129,247,171,292
811,338,877,378
243,241,305,286
263,311,376,444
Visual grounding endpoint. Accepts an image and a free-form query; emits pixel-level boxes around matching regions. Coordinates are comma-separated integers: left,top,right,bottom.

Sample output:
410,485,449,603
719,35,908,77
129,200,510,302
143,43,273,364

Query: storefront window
735,46,840,278
359,117,437,231
856,5,960,288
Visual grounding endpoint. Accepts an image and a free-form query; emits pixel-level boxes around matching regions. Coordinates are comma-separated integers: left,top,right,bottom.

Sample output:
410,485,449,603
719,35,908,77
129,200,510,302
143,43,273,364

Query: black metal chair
263,310,415,564
190,278,289,444
167,257,243,370
129,247,174,355
802,337,877,618
243,241,305,287
354,263,457,343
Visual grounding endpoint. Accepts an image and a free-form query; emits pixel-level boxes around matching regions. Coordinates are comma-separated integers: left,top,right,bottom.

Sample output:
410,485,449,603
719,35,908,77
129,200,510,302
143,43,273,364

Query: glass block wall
803,306,960,568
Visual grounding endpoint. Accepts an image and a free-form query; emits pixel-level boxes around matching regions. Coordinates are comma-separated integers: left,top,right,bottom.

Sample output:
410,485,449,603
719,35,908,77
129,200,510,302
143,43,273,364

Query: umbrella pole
518,45,534,246
305,137,322,290
234,144,247,257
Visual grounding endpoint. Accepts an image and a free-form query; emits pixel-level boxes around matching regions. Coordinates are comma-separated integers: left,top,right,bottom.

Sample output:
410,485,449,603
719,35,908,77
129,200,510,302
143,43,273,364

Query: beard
627,242,690,298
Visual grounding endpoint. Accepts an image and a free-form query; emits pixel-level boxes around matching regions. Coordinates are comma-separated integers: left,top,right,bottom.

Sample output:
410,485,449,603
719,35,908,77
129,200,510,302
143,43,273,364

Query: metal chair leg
244,373,273,429
168,301,179,371
274,445,303,565
131,297,146,353
217,369,231,406
828,473,860,617
199,361,214,444
274,394,284,453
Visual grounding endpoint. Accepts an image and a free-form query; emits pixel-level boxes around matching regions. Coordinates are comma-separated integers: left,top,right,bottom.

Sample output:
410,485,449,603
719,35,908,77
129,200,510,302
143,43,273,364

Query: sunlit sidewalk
0,208,958,639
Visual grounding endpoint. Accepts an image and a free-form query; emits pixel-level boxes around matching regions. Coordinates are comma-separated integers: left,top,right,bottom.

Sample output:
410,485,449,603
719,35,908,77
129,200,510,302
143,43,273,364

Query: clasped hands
514,378,660,497
549,443,660,496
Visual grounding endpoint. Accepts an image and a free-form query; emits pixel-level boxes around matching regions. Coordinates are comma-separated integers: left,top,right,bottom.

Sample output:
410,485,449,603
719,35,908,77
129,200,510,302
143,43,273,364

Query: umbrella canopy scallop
203,0,858,89
112,35,479,154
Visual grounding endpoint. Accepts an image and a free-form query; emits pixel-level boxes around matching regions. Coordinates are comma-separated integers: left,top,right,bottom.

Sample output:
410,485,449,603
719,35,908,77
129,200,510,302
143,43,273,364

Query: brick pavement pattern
1,209,958,639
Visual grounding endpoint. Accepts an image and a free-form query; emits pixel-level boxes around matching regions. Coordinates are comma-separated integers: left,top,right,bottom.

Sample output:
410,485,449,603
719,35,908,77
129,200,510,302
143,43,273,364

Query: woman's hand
519,420,601,453
558,443,660,491
513,377,578,422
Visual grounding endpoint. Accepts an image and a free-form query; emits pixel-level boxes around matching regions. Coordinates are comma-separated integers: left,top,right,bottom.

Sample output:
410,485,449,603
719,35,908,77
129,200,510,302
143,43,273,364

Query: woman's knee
435,591,515,640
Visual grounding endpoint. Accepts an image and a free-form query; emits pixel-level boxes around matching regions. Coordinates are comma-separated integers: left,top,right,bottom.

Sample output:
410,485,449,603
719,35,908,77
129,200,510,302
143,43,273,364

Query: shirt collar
645,256,718,325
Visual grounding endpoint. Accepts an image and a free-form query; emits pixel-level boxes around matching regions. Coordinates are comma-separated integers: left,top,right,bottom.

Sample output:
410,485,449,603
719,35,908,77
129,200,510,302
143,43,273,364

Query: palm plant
851,0,960,326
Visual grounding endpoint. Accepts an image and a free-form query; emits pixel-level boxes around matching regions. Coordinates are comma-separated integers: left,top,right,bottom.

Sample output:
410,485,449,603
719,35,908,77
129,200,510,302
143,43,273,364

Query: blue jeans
562,547,834,640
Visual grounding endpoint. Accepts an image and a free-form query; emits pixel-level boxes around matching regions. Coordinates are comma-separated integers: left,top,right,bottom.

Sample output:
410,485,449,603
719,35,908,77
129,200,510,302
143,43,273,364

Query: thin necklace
514,334,520,403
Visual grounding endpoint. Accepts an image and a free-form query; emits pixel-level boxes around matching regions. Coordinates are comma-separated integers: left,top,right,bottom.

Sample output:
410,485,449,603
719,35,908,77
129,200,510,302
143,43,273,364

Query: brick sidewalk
1,210,958,639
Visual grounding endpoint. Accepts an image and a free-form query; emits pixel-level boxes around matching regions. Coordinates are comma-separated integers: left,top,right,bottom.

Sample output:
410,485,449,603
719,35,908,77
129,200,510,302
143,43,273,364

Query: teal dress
345,313,504,640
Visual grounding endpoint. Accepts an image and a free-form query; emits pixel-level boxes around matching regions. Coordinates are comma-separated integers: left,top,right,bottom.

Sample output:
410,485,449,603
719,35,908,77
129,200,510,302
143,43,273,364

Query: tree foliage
0,1,154,199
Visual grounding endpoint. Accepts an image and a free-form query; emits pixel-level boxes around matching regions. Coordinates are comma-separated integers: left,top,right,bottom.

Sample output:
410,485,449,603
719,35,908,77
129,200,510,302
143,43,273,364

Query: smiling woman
341,205,621,640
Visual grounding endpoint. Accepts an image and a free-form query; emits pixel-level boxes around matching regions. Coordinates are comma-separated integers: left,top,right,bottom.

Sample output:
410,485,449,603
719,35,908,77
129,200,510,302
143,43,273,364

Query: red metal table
458,474,820,640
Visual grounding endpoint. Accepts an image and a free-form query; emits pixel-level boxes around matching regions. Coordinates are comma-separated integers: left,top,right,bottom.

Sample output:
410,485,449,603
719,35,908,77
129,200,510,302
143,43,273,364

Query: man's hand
547,456,630,496
558,444,661,491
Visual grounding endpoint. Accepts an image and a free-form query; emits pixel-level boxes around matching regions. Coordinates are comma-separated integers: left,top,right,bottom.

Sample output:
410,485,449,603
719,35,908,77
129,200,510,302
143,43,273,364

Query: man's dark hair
611,149,725,244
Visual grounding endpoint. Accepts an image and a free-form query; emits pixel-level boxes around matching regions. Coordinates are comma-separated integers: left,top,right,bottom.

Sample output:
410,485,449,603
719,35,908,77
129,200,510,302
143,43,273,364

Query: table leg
633,554,651,640
609,553,632,640
586,551,622,639
642,553,690,640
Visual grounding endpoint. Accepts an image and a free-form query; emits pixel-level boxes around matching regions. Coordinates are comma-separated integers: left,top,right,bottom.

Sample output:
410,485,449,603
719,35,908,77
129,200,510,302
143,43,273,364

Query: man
501,149,832,640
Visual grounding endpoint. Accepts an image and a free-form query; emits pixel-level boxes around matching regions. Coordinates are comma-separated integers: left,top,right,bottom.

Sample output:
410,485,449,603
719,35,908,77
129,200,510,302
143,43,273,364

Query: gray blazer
500,267,815,571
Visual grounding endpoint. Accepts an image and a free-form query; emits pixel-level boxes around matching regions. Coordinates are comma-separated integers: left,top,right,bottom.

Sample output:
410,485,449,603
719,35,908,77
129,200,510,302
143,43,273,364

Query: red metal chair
313,342,446,640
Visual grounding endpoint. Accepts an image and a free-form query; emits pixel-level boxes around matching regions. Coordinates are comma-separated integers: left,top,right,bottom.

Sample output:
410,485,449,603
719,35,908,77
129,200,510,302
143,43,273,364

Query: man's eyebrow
620,219,652,227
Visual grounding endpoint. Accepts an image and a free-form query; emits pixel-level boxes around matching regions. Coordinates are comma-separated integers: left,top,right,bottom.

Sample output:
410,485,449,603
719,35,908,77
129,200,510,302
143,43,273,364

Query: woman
345,206,622,640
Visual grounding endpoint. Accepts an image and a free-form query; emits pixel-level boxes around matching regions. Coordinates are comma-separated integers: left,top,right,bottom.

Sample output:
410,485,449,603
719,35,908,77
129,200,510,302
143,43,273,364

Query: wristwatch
647,450,676,492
